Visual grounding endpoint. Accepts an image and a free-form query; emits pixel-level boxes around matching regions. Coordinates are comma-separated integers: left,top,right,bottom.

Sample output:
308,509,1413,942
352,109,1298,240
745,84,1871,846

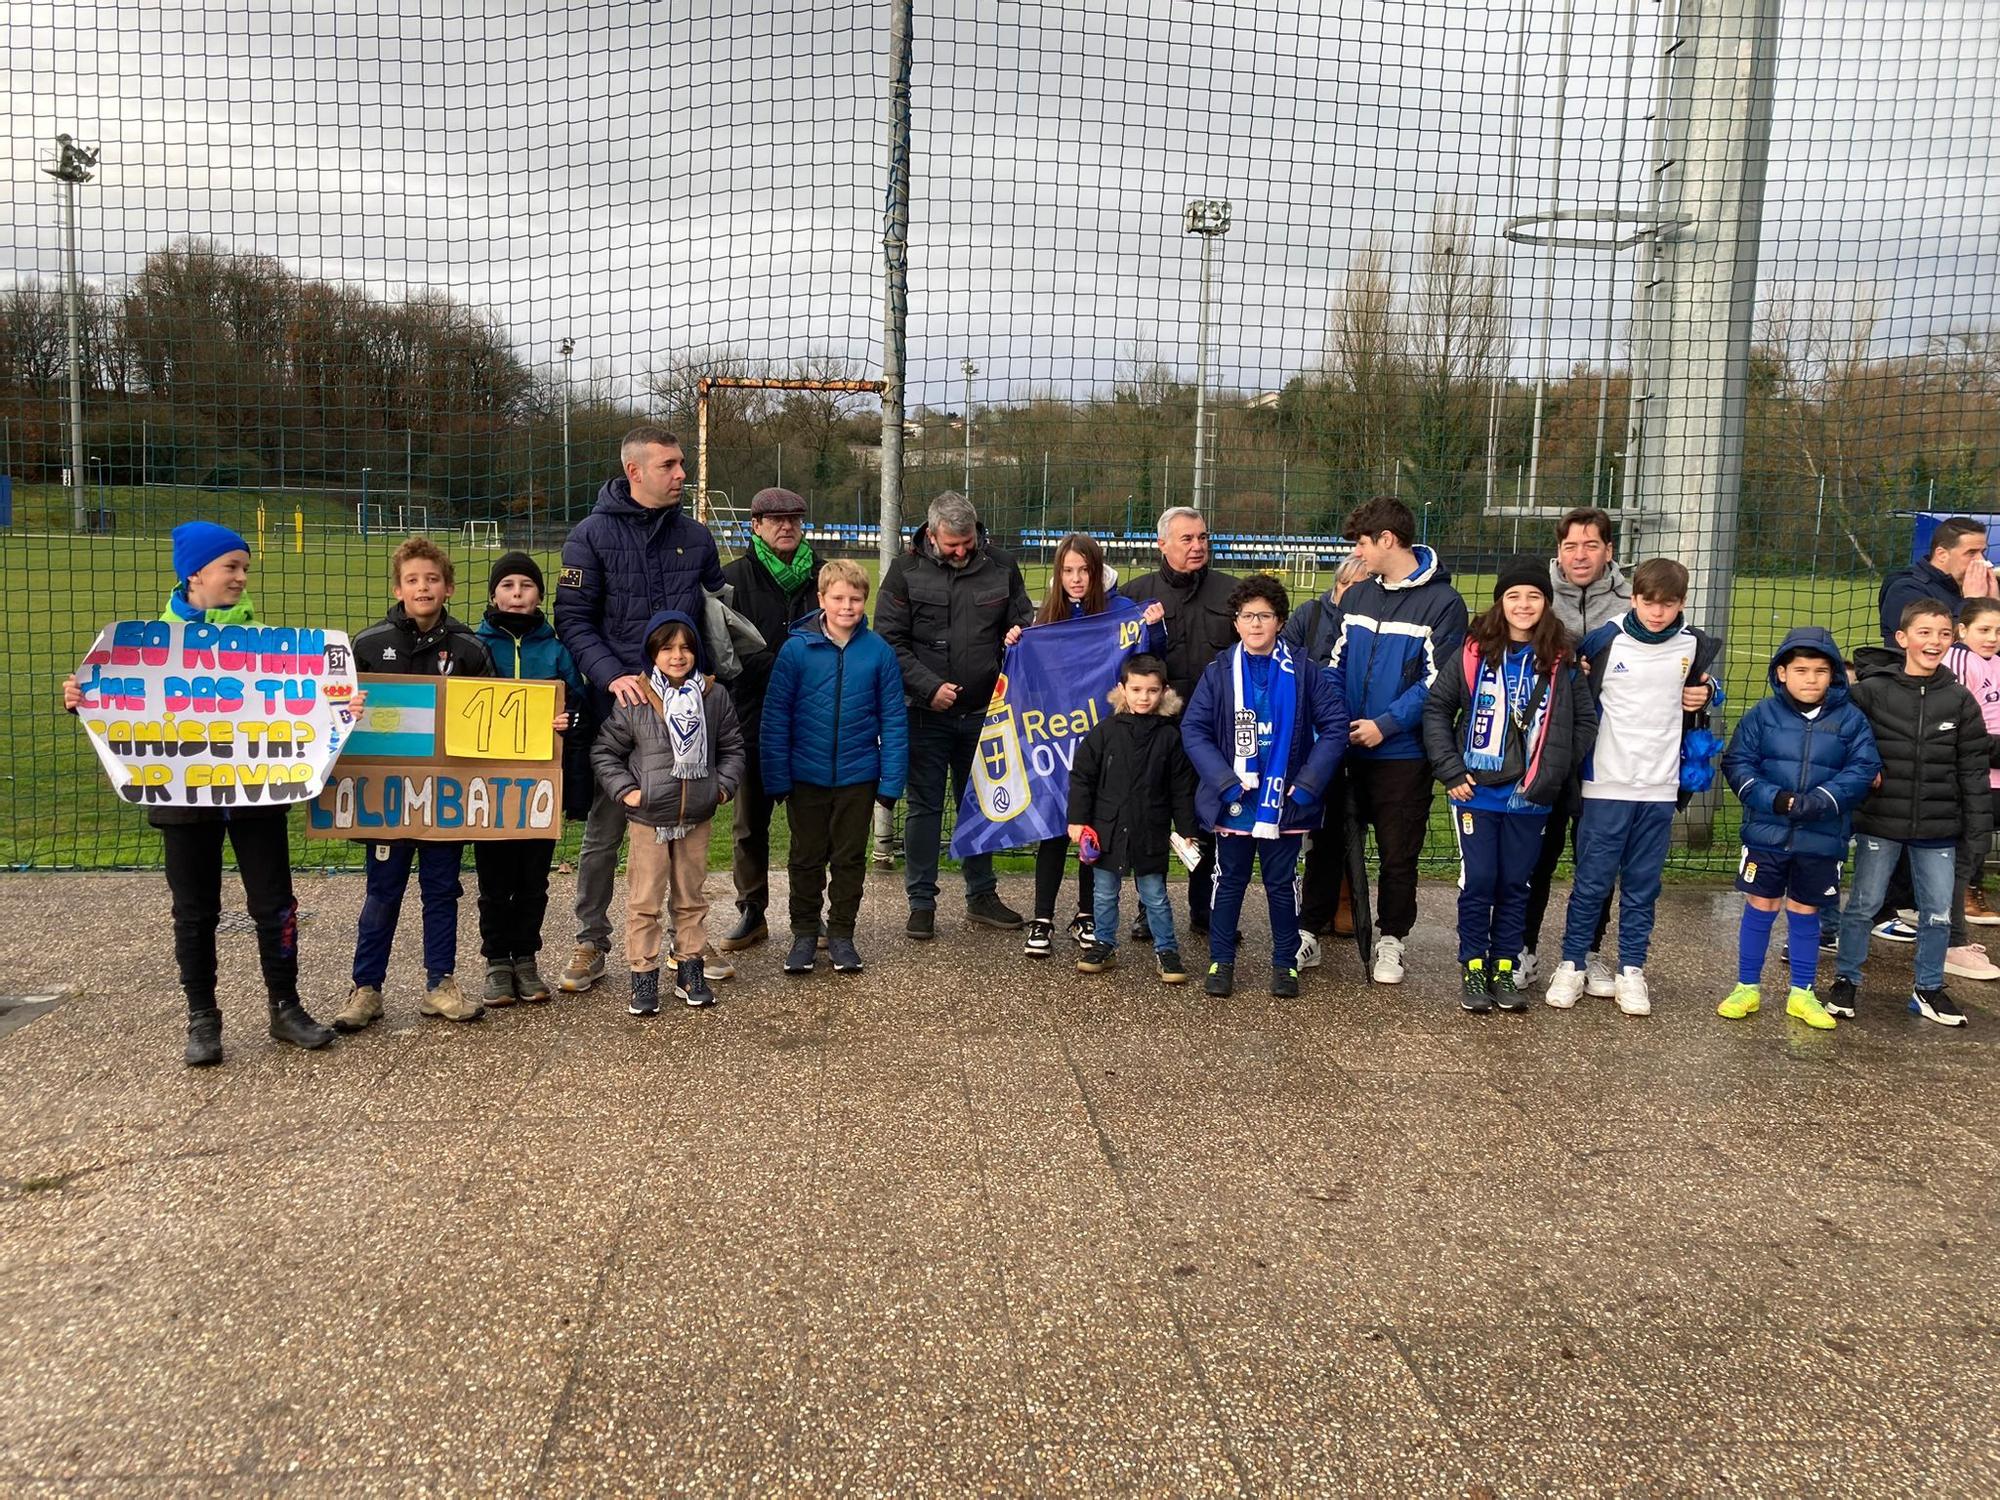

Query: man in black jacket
875,491,1033,938
1877,516,1990,648
1122,506,1238,930
718,487,820,950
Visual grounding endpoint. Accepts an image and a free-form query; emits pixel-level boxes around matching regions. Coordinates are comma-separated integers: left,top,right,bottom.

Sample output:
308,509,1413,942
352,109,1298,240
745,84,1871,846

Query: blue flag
950,598,1149,858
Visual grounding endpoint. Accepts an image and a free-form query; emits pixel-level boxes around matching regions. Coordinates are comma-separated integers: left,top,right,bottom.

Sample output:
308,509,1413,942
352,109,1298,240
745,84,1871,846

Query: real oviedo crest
972,672,1033,822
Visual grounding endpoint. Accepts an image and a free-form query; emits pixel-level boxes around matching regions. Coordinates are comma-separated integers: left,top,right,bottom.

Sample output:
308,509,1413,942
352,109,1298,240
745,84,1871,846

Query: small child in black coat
1066,654,1200,984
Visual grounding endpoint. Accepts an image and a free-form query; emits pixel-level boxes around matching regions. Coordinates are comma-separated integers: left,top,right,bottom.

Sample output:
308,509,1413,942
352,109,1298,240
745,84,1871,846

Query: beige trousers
624,822,713,972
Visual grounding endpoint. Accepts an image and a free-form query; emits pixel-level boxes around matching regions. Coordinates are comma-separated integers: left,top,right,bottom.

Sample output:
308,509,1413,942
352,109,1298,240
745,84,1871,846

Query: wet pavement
2,871,1997,1496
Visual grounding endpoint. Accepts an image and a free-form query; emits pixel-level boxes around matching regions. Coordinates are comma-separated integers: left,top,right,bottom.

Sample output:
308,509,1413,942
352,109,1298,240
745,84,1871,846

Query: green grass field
1,524,1885,876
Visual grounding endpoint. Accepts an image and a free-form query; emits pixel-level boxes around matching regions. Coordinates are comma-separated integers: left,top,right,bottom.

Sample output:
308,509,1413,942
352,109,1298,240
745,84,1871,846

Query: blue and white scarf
1464,645,1538,773
648,667,708,842
1226,641,1298,839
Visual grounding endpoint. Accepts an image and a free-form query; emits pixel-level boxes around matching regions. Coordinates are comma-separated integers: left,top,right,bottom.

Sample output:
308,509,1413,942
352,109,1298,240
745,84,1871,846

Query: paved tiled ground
2,870,1997,1496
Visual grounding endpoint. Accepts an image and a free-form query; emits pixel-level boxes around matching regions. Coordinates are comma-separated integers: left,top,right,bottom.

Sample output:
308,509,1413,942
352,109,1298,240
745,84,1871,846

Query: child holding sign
62,520,337,1067
473,552,584,1007
592,610,745,1015
335,537,494,1032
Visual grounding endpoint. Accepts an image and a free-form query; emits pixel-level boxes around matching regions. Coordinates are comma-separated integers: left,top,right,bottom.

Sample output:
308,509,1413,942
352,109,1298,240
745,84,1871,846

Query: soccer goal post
461,520,501,548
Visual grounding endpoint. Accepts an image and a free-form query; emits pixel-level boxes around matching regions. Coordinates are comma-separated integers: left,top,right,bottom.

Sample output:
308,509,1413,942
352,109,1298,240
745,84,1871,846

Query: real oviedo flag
950,598,1148,859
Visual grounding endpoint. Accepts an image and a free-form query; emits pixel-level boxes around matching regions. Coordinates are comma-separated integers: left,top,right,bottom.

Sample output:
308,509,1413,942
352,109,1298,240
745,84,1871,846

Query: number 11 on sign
443,679,559,762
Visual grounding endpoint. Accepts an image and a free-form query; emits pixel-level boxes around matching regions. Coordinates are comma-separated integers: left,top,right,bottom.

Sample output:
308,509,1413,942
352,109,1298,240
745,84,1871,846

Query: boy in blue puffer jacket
472,552,586,1007
1719,627,1882,1030
761,560,910,976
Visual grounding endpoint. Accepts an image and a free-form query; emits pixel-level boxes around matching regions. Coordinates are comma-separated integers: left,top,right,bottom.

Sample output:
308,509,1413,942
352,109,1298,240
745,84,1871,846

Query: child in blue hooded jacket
1719,627,1882,1030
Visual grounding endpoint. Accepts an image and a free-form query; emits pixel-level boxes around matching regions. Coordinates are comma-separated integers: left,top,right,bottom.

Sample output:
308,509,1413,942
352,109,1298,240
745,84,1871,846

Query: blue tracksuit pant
1453,806,1550,964
1561,798,1675,970
1210,832,1304,971
353,840,465,988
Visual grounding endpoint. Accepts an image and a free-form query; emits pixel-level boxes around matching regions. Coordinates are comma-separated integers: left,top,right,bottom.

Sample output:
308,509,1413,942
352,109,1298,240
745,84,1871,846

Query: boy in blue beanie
62,520,336,1066
1719,628,1882,1030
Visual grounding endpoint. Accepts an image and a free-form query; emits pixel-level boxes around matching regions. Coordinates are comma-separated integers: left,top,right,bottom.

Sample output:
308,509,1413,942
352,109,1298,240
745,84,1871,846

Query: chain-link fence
4,0,1996,870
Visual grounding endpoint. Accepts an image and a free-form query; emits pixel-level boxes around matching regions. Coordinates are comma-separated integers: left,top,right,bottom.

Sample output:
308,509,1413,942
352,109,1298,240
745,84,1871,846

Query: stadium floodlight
42,134,98,534
1184,198,1231,511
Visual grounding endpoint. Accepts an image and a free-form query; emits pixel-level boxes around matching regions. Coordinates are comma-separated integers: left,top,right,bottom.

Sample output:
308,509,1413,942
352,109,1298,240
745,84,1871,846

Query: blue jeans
1562,798,1675,970
902,712,996,910
1209,832,1304,970
1093,869,1176,953
1453,806,1550,964
354,840,465,988
1838,836,1954,991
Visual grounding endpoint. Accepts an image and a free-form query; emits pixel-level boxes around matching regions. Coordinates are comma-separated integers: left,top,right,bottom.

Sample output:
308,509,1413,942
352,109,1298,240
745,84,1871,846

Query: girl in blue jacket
1182,575,1348,998
760,560,910,976
1719,627,1882,1030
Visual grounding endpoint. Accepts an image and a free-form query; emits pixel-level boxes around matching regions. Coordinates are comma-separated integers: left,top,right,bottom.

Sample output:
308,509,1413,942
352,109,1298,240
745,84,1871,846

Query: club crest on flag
973,673,1032,822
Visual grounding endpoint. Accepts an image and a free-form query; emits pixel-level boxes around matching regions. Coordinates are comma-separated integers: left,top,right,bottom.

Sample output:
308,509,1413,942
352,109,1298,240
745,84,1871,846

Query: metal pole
1809,473,1825,586
62,177,87,532
560,339,574,524
406,427,413,522
360,468,371,538
1591,0,1647,505
1486,0,1533,512
961,358,976,499
875,0,914,866
1525,0,1578,514
1192,232,1213,509
696,381,710,523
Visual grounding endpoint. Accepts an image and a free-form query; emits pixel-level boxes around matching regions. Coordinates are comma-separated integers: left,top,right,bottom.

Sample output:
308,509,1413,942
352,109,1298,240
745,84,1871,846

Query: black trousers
731,728,776,915
1033,836,1093,922
473,837,557,961
1345,757,1434,940
788,783,877,938
1522,801,1612,955
1187,833,1215,931
1297,770,1352,935
159,815,299,1014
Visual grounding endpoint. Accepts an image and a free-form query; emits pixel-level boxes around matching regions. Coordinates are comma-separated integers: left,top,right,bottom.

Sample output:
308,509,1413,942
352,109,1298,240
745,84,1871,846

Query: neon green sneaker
1786,986,1837,1030
1717,982,1761,1020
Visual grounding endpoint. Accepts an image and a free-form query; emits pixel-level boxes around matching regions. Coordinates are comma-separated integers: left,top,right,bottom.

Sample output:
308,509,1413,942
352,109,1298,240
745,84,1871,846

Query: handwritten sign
306,674,564,842
72,619,361,809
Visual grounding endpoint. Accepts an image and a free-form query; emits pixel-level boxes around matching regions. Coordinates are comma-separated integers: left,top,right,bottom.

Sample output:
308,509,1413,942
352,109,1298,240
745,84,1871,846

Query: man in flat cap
718,487,823,950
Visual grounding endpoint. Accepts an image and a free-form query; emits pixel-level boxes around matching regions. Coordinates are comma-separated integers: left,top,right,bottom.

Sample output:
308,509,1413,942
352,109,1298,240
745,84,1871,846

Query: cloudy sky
4,0,1994,408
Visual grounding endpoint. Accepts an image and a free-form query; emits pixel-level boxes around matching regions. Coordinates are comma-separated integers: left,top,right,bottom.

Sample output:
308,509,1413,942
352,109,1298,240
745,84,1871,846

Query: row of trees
2,234,1994,567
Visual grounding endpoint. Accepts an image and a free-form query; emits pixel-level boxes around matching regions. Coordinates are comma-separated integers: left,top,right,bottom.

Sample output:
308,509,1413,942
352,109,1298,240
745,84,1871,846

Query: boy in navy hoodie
1328,496,1468,986
1719,628,1882,1031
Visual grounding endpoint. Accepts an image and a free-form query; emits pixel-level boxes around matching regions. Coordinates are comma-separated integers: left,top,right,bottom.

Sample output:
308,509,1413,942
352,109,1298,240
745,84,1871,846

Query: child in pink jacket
1944,597,2000,975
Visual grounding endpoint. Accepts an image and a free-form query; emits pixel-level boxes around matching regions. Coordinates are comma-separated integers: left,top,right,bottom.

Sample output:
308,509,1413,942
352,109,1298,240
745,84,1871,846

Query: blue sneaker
1873,919,1919,944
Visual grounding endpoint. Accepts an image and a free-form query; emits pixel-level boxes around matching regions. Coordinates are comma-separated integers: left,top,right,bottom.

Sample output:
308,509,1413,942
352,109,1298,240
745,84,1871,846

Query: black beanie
489,551,544,598
1494,554,1553,603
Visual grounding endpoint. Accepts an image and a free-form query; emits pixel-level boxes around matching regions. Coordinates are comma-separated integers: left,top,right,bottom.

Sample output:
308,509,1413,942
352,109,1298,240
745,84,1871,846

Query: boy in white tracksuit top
1546,559,1722,1016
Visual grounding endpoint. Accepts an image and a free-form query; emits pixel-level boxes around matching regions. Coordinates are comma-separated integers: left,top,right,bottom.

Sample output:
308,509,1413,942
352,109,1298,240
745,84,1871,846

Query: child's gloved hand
1773,790,1796,816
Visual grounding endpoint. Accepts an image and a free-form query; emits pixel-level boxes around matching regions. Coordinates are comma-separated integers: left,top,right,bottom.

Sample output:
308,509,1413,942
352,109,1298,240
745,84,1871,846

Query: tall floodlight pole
960,358,977,499
876,0,914,868
42,134,98,533
1183,198,1231,511
559,337,575,524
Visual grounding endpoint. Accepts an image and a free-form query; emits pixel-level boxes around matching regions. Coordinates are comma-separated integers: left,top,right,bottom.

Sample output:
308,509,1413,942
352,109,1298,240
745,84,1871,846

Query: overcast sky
4,0,1994,408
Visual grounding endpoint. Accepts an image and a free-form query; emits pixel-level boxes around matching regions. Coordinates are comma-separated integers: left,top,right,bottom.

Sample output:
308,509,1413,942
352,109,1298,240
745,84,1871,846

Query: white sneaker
1585,951,1617,997
1545,961,1585,1009
1513,951,1540,989
1371,934,1406,985
1943,944,2000,981
1873,918,1919,944
1297,932,1323,970
1614,966,1652,1016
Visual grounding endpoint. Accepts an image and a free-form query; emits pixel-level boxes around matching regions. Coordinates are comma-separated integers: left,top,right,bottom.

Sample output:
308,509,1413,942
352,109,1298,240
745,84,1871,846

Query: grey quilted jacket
591,677,745,830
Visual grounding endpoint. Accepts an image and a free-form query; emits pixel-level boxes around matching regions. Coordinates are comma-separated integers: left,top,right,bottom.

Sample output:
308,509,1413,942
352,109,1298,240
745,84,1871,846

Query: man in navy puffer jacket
554,425,726,994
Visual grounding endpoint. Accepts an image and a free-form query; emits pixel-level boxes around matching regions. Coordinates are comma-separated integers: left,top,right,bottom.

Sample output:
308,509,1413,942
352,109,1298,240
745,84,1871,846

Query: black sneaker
675,957,716,1009
784,933,818,974
1076,942,1116,973
1824,975,1859,1019
628,969,661,1017
966,892,1024,930
1910,987,1968,1028
1461,960,1495,1013
1204,961,1234,998
1819,930,1840,955
1023,918,1054,958
906,907,936,941
1068,912,1095,947
1492,962,1527,1013
1157,948,1189,985
1272,967,1300,999
828,936,865,974
1130,916,1151,943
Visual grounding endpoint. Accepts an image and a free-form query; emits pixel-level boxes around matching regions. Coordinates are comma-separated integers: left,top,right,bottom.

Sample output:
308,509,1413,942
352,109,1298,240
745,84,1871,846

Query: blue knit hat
172,521,251,582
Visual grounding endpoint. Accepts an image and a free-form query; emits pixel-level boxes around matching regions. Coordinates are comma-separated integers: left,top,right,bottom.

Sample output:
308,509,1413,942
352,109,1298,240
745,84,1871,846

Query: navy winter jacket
1722,628,1883,861
1327,546,1469,760
1876,558,1962,649
555,478,725,709
759,613,910,800
1182,649,1350,831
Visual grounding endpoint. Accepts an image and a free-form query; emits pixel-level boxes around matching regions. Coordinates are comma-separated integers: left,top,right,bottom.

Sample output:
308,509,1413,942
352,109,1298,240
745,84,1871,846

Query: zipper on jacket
1792,714,1817,852
1909,680,1928,840
830,641,846,773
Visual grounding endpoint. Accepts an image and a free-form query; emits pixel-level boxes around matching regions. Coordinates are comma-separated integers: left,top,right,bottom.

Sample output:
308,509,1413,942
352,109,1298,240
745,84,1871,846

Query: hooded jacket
875,524,1033,718
590,609,745,830
1848,644,1995,844
1328,545,1470,761
1549,556,1632,639
1722,628,1884,860
759,612,910,799
1182,650,1350,832
1065,687,1198,877
353,602,493,678
555,477,726,709
1120,562,1241,701
1877,557,1962,649
478,606,592,822
1422,638,1599,809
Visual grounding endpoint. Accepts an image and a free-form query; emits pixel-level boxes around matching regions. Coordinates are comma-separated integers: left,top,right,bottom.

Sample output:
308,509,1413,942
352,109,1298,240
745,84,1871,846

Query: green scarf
1620,608,1684,646
753,534,816,594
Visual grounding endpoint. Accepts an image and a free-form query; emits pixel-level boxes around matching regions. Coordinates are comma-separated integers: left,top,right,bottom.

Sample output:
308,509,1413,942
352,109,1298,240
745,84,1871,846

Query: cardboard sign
306,673,564,842
72,619,362,809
